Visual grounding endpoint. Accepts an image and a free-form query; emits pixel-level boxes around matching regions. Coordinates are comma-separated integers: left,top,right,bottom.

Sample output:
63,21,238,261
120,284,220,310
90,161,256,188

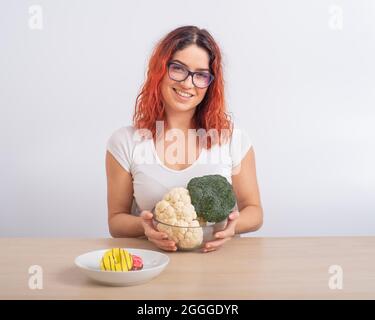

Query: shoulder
230,122,252,147
106,125,140,172
229,122,253,167
107,125,146,147
108,125,136,140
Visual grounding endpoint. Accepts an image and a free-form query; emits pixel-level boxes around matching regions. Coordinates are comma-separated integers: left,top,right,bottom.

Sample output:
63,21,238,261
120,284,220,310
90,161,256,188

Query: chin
172,102,195,112
162,88,201,112
169,96,196,110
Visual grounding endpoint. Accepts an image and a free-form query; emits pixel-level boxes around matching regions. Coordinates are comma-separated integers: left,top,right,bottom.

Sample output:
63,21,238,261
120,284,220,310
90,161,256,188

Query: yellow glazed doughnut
100,248,133,272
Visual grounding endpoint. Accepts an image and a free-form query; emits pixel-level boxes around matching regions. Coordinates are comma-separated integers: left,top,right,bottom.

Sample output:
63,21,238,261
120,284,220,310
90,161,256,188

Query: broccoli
187,174,236,223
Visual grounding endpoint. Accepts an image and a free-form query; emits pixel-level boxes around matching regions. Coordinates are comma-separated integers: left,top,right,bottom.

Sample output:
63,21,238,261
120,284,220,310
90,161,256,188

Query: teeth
175,89,193,98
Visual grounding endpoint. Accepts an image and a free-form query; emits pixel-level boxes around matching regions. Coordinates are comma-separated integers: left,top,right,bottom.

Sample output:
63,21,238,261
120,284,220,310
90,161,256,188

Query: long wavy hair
132,25,233,149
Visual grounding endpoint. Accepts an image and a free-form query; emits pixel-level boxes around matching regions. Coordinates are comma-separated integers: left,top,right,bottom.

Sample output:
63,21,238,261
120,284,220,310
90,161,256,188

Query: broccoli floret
187,174,236,223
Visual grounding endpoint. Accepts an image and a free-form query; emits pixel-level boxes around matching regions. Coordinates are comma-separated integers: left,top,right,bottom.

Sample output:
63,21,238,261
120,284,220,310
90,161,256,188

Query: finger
160,246,177,252
214,222,236,239
140,212,155,229
228,211,240,221
204,237,231,250
214,228,235,239
141,214,169,240
220,211,239,231
152,239,177,251
214,212,239,239
160,245,177,251
148,236,175,247
151,238,176,247
201,246,217,253
145,227,169,240
140,210,153,220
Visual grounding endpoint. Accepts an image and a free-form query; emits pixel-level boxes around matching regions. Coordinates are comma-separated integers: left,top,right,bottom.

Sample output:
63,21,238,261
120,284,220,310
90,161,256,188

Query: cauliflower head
154,187,203,249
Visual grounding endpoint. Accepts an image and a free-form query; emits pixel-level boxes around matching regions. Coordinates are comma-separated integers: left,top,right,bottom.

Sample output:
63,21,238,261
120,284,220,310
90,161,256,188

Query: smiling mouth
173,88,194,99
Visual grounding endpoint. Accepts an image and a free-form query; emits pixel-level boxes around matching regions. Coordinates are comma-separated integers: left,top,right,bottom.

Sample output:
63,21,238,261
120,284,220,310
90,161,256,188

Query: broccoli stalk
187,174,236,223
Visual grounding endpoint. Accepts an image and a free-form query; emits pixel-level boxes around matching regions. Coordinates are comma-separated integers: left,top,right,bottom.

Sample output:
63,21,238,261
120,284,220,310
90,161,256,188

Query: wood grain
0,237,374,299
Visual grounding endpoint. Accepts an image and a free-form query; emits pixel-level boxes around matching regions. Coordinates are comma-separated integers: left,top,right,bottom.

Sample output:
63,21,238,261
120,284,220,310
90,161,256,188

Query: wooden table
0,237,374,299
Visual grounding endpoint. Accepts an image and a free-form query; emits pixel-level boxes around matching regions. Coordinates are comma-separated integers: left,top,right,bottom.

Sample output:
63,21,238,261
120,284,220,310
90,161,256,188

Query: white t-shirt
106,123,252,216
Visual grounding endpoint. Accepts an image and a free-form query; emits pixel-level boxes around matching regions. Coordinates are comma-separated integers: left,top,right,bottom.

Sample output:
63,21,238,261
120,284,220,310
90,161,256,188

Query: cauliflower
154,187,203,249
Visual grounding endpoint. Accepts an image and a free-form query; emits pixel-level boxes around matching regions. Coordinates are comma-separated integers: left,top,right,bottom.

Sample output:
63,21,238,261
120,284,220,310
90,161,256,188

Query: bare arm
106,151,177,250
106,151,144,237
231,146,263,234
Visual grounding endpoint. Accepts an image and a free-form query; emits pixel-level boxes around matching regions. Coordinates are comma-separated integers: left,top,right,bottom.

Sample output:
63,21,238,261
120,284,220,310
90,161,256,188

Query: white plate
74,248,170,286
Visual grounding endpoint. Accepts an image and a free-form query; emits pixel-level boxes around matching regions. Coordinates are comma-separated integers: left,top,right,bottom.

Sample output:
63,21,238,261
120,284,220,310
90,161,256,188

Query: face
160,44,211,115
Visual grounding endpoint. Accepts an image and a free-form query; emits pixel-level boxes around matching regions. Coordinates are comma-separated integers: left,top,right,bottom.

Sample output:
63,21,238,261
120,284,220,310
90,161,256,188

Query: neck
165,113,196,135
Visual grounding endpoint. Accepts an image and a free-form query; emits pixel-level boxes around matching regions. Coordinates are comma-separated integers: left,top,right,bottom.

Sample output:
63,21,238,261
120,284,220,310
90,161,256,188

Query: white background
1,0,374,237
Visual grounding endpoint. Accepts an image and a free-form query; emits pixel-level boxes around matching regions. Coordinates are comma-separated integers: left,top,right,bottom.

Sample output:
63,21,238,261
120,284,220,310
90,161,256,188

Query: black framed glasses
167,61,214,89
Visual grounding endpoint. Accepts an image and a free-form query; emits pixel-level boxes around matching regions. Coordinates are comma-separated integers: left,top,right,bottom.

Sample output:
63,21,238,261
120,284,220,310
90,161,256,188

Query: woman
106,26,263,253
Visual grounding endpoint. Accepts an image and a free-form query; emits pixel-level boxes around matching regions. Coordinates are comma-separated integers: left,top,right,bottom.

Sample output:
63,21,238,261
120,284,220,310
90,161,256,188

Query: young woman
106,26,263,253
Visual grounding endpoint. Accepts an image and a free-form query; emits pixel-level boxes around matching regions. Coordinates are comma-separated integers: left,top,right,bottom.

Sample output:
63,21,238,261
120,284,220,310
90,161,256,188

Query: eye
170,63,185,72
195,72,210,80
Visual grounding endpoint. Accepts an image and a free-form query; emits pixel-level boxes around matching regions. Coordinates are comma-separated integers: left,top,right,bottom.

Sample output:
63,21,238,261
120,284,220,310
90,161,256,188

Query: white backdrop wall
1,0,374,237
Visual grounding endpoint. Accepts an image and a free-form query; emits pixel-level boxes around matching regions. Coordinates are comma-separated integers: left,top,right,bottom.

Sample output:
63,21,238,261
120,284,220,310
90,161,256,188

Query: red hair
132,26,233,149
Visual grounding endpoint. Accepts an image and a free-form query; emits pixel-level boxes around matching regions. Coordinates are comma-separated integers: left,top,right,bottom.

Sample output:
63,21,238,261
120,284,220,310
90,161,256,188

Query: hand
201,211,240,253
140,210,177,252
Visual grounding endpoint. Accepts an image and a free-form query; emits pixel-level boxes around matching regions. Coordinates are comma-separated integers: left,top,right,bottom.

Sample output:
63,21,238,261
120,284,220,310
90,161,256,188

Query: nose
180,74,194,89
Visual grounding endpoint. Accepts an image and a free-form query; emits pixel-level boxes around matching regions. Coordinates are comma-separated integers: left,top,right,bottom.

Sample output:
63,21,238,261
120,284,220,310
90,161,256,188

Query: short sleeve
230,125,252,170
106,126,134,173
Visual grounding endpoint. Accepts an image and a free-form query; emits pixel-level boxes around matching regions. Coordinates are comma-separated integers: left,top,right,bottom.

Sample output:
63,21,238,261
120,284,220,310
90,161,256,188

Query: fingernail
215,233,222,238
206,244,211,249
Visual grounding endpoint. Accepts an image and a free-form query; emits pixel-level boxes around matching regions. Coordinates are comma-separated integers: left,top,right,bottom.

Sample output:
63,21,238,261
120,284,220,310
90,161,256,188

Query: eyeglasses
167,61,214,89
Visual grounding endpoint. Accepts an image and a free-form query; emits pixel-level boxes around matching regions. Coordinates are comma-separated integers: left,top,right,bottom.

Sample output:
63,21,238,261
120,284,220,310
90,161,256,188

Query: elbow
108,216,136,238
253,217,263,231
250,206,263,232
108,225,118,238
108,218,120,238
255,208,264,231
109,226,127,238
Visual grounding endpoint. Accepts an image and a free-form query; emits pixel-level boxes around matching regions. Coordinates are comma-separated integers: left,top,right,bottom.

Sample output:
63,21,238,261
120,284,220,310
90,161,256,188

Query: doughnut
100,248,133,272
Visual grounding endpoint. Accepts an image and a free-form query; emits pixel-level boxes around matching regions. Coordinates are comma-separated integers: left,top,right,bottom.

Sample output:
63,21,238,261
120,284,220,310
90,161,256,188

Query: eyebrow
171,59,210,72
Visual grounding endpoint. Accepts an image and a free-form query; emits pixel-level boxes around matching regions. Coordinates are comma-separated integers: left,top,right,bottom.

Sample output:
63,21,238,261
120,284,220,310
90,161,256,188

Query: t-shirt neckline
149,137,205,173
